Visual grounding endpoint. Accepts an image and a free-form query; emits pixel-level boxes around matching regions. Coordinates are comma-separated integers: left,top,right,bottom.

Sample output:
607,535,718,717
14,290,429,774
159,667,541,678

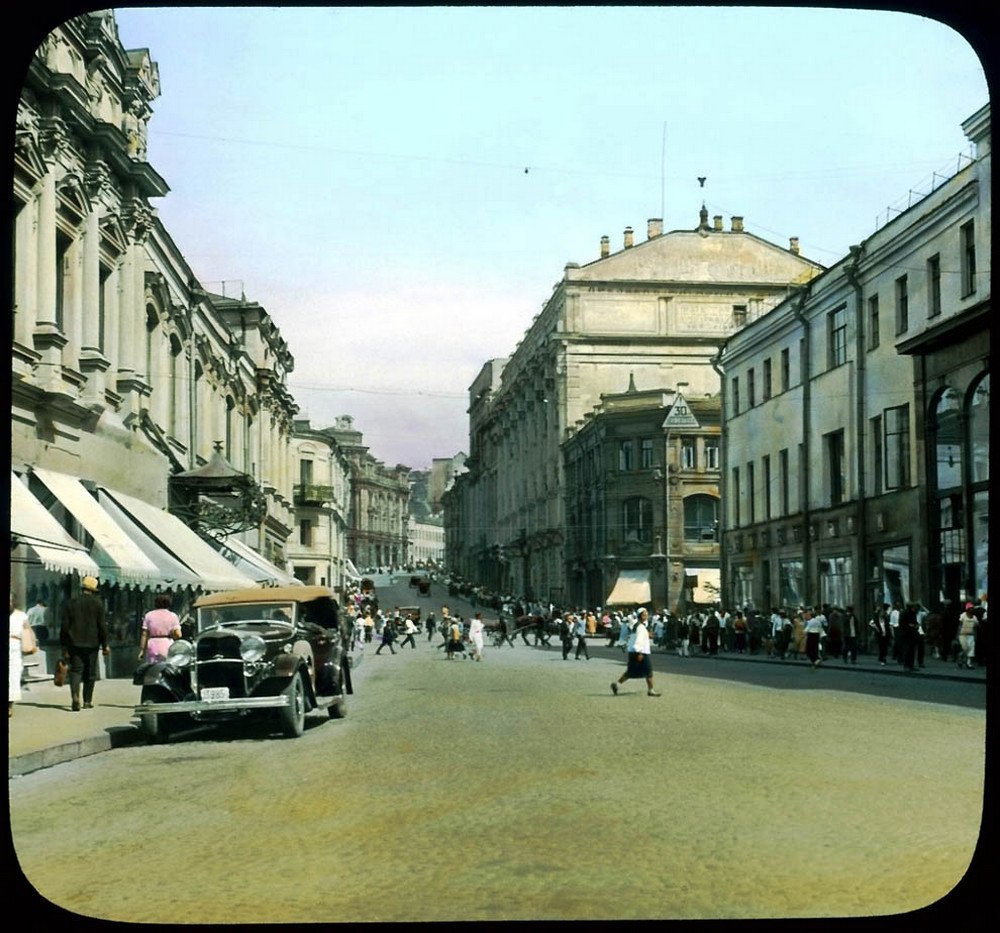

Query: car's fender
133,660,191,699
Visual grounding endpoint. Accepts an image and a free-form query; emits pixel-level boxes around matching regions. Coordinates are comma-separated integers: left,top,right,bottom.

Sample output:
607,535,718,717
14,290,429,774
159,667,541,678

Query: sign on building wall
662,392,700,429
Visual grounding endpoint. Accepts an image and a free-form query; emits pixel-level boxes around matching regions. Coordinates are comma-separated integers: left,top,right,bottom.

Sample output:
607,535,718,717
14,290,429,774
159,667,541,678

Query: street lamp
663,382,690,615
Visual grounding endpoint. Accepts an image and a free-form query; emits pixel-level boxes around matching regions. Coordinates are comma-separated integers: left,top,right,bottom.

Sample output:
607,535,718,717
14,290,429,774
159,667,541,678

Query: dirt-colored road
11,641,985,922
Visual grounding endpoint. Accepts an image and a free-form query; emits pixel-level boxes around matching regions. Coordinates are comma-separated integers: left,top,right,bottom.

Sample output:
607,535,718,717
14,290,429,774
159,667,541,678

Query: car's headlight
240,634,267,663
167,639,194,668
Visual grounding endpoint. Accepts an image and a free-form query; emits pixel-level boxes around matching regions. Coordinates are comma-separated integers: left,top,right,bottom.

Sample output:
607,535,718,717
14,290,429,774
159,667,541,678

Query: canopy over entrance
606,569,652,606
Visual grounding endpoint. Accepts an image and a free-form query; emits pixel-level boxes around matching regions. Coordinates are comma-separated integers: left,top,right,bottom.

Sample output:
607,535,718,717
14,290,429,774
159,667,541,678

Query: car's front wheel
329,667,348,719
139,690,171,743
279,673,306,738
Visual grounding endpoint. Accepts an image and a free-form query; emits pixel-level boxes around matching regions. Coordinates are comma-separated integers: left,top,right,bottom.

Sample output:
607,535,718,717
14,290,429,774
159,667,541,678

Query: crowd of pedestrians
340,570,987,680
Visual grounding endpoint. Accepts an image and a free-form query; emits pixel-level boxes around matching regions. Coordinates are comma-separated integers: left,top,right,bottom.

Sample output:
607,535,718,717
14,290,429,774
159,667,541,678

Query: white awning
97,490,202,591
344,558,362,581
10,473,101,578
100,487,257,592
685,567,721,605
606,569,652,606
213,535,303,587
32,468,161,587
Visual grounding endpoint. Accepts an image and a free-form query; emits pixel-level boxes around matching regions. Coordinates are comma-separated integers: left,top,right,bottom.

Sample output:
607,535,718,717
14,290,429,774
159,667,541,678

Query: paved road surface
11,589,986,922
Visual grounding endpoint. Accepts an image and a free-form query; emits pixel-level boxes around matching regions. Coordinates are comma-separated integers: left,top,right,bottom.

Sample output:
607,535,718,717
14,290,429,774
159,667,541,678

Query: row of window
732,349,790,413
617,437,720,472
734,219,978,406
733,541,914,612
730,404,913,524
619,495,719,543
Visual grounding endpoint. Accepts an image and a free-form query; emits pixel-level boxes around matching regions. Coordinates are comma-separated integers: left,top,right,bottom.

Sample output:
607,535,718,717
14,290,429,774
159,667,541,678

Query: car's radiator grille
196,633,247,695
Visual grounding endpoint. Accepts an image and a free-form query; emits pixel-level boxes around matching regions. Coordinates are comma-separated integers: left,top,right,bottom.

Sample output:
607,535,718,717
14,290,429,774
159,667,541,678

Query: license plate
201,686,230,702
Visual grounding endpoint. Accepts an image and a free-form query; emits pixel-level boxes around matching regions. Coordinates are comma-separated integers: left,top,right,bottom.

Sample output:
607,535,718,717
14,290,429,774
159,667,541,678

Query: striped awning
9,472,101,578
99,487,256,592
213,535,303,587
31,468,160,587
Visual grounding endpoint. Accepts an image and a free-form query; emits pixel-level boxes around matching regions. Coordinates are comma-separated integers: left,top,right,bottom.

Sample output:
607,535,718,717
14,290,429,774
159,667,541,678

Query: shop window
881,543,911,607
819,556,853,608
780,559,804,608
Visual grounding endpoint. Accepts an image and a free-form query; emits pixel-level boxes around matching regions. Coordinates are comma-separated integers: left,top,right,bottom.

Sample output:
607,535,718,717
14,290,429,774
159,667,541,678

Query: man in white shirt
26,598,49,641
399,614,418,649
468,613,485,661
803,609,825,668
770,609,783,657
889,602,902,663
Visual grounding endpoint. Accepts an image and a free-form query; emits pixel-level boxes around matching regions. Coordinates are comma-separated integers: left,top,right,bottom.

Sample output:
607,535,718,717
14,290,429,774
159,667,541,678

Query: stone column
78,202,108,408
32,171,67,391
117,199,153,420
13,194,38,349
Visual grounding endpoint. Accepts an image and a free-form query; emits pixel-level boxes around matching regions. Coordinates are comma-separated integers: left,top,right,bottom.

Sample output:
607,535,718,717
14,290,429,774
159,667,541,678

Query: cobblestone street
11,641,986,922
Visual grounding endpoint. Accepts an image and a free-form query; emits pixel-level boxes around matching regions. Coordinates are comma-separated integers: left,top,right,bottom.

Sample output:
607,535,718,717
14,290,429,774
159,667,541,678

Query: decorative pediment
56,171,89,223
99,212,128,258
14,106,47,189
569,229,823,286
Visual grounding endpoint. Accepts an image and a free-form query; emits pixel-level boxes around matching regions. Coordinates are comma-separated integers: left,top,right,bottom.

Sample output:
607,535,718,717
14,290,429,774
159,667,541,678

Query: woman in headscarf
610,608,661,697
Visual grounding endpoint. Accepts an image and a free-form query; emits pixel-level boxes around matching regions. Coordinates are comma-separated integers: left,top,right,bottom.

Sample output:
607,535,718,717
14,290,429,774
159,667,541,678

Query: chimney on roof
647,218,663,239
713,215,723,231
624,226,634,249
732,216,744,232
789,236,800,255
600,235,610,259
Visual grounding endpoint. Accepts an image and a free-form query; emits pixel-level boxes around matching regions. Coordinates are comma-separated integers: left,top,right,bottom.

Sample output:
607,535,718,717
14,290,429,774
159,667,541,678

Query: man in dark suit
60,576,108,711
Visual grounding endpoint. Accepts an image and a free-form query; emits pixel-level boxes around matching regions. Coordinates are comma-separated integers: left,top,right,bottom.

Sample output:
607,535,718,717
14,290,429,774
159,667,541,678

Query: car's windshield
198,603,295,631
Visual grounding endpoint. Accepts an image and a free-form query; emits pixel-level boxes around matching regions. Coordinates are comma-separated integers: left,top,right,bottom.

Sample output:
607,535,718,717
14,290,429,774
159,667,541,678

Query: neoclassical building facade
720,103,990,616
563,380,721,613
287,418,353,591
326,416,411,571
447,211,823,604
11,12,302,649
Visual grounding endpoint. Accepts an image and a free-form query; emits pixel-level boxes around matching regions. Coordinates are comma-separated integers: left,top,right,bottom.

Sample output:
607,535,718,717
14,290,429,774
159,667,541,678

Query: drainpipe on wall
792,285,813,604
710,347,728,609
845,244,868,615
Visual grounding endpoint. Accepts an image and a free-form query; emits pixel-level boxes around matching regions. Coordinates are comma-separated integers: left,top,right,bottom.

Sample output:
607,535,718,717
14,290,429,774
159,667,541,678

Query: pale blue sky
108,6,988,468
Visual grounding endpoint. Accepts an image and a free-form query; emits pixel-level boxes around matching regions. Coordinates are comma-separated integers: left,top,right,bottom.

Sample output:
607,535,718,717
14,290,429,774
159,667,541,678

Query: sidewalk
8,646,985,778
646,642,988,684
8,675,144,777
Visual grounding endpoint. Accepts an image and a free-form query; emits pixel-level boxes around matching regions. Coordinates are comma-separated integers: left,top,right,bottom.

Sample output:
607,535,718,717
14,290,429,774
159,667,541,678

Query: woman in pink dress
138,594,182,663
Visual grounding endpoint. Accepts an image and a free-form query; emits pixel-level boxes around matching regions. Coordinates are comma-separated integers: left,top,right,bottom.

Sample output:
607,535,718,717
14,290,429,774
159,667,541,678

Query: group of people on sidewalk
10,576,187,717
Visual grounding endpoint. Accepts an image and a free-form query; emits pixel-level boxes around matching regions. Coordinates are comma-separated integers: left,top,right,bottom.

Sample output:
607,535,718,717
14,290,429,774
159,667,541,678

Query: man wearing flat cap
60,576,108,711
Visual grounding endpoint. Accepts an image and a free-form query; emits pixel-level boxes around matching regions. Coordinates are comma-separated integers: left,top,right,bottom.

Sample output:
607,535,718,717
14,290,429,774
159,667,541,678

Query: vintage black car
133,585,359,741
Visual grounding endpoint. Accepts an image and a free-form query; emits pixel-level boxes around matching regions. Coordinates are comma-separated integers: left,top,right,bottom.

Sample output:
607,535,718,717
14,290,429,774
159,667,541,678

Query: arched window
932,387,962,491
968,373,989,484
968,373,989,599
684,495,719,541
